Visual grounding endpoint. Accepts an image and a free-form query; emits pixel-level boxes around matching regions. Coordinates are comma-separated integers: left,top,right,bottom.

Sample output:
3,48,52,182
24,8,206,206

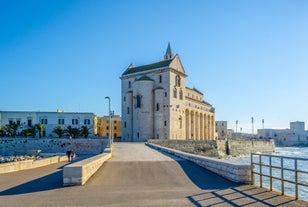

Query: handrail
251,153,308,200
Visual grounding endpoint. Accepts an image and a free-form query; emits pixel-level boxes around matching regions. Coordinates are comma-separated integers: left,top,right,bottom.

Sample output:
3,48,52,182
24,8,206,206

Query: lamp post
105,96,111,147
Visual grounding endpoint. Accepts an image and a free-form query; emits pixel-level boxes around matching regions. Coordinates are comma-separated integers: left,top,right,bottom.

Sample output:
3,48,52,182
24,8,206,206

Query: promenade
0,143,307,207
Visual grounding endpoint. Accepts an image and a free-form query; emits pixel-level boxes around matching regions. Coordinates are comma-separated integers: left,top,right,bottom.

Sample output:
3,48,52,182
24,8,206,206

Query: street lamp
105,96,111,147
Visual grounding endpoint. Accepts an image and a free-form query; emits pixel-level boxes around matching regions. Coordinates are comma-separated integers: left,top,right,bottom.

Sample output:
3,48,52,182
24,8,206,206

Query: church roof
122,58,173,75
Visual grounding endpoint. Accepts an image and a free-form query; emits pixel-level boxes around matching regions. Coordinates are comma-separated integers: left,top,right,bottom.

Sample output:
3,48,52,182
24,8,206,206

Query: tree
27,126,37,138
35,123,45,138
80,125,90,138
4,125,13,137
53,126,65,138
65,126,80,138
0,126,5,137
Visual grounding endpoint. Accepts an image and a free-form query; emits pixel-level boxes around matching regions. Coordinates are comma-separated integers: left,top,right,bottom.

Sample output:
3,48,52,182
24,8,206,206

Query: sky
0,0,307,133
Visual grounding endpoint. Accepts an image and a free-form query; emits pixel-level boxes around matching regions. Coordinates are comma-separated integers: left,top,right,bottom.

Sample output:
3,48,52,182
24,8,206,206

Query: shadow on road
146,144,240,190
0,169,63,195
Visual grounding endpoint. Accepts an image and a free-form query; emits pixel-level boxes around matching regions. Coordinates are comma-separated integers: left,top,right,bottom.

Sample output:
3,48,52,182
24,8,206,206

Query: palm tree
27,126,37,138
80,125,90,138
0,126,5,137
35,123,45,138
10,121,20,137
53,126,65,138
65,126,74,138
71,127,80,138
4,125,13,137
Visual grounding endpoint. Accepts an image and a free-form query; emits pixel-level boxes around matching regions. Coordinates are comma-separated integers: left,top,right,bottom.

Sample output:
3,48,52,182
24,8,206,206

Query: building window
159,75,162,83
41,119,48,125
173,87,177,98
137,132,139,139
106,126,109,130
27,119,32,127
72,119,79,125
156,103,160,111
136,95,141,108
175,75,181,86
124,122,126,128
164,121,167,126
157,134,159,139
84,119,90,125
9,120,13,125
165,92,167,97
128,81,131,88
58,119,65,125
124,96,126,102
114,126,117,130
127,107,130,114
179,89,183,100
114,120,117,124
179,116,182,129
16,120,21,125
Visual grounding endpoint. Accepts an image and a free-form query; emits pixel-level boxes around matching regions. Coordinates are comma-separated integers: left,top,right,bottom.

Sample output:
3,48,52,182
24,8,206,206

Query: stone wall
0,138,109,155
148,139,275,158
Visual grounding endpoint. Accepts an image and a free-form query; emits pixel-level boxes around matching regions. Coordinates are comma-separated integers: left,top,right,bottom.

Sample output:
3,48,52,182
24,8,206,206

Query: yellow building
96,115,122,139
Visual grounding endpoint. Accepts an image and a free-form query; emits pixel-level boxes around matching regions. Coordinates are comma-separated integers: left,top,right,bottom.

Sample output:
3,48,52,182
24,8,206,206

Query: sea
231,147,308,202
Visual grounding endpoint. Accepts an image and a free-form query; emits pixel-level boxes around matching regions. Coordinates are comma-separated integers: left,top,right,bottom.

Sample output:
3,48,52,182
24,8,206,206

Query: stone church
121,44,215,142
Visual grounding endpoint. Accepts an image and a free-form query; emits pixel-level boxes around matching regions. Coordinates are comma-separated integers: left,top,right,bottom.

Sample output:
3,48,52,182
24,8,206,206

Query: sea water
232,147,308,202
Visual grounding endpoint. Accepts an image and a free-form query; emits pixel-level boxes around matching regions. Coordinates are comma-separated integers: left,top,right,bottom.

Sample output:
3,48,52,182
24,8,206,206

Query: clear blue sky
1,0,307,132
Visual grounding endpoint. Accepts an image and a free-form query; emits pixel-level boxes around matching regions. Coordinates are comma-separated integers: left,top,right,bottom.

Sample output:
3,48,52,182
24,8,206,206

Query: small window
159,75,162,83
84,119,90,125
41,119,48,124
9,120,13,125
128,81,131,88
136,95,141,108
127,107,130,114
124,122,126,128
72,119,78,125
164,121,167,126
58,119,65,125
114,120,117,124
106,126,109,130
16,120,21,125
165,92,167,97
156,103,159,111
114,126,117,130
124,96,126,102
27,119,32,127
137,132,139,139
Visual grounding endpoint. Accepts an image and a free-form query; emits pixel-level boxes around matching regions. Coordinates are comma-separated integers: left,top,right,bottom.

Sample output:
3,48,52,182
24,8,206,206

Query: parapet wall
147,143,251,183
148,139,275,157
0,138,109,155
0,155,68,174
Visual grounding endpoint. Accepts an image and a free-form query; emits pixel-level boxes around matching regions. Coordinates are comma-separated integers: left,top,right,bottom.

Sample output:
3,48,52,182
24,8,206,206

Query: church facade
120,44,215,142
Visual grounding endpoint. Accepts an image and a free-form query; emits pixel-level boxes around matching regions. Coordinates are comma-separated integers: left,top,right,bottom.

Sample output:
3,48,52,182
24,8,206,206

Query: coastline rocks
0,155,42,164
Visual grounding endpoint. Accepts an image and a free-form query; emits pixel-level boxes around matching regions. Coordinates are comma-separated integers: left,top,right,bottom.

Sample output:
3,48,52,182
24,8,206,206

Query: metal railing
251,153,308,200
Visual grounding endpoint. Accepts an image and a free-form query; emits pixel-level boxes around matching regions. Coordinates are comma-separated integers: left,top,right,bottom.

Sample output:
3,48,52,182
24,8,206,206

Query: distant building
215,121,227,139
120,44,215,142
257,121,308,146
0,110,95,138
96,115,122,139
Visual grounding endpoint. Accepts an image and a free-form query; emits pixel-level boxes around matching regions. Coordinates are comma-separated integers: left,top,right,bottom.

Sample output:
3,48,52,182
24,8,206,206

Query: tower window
136,95,141,108
165,92,167,97
156,103,160,111
175,75,181,86
124,121,126,128
127,107,130,114
159,75,162,83
128,81,131,88
173,87,177,98
179,88,183,100
164,121,167,126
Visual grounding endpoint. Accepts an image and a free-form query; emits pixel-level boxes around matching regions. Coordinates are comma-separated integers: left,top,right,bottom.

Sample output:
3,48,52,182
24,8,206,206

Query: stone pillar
185,110,190,139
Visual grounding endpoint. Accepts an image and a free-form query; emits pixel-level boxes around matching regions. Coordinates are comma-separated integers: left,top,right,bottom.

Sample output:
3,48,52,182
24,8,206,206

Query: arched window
179,88,183,100
179,116,182,129
136,95,141,108
175,75,181,86
173,87,177,98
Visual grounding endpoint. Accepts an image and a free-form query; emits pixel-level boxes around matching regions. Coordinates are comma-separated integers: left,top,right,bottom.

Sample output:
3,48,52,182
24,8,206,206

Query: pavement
0,142,307,207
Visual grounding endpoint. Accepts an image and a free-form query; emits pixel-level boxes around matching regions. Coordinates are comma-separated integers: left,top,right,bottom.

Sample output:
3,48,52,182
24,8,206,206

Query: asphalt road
0,143,307,207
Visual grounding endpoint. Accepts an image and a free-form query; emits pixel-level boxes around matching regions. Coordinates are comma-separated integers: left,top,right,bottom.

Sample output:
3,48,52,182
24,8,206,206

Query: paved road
0,143,307,207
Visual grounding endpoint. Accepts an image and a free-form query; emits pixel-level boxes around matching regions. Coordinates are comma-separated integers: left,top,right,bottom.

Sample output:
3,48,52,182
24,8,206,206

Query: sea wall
148,139,275,157
0,138,109,155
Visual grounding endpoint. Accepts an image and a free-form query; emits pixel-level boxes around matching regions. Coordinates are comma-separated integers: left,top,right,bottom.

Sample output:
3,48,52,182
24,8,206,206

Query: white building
120,44,215,142
0,110,95,138
257,121,308,146
215,121,227,139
